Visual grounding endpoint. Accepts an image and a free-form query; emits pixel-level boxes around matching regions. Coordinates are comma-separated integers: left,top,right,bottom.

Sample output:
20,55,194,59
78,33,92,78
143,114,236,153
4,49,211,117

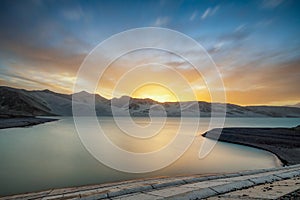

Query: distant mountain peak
41,89,53,93
286,103,300,108
74,90,92,95
112,95,131,100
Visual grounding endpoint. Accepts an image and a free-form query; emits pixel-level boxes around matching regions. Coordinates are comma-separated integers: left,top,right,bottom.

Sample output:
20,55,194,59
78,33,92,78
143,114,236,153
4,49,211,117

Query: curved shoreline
0,117,58,129
212,137,286,166
203,126,300,166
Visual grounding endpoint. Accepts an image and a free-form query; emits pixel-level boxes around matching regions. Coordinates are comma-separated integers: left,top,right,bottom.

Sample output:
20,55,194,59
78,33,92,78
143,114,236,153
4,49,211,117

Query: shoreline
0,117,59,129
2,164,300,199
203,126,300,166
1,118,299,197
211,137,287,166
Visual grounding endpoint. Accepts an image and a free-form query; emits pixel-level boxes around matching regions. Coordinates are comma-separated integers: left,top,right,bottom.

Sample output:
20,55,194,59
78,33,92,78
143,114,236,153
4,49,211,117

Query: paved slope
2,164,300,199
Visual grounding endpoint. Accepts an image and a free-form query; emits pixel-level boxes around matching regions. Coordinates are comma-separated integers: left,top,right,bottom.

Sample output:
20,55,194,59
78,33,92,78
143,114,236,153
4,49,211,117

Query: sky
0,0,299,105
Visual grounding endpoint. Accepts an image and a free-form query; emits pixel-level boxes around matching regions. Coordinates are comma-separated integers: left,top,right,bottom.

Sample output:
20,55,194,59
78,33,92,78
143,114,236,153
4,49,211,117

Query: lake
0,117,299,196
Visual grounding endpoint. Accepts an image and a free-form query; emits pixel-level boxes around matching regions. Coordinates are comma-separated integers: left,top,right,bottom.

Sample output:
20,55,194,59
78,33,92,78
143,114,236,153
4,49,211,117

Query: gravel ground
277,189,300,200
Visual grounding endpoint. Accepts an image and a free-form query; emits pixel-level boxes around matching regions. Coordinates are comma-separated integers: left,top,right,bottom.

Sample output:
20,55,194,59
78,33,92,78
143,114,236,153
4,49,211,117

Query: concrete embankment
2,164,300,200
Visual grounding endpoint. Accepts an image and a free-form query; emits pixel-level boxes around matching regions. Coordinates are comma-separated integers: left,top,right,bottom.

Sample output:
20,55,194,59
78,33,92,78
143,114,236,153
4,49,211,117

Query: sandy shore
0,117,58,129
203,125,300,165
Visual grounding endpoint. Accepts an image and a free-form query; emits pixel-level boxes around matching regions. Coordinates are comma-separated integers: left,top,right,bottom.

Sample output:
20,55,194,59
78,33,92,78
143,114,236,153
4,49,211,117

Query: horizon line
0,85,298,108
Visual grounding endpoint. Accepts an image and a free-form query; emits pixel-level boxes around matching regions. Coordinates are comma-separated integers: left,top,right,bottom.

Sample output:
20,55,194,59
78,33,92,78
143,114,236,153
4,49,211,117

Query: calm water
0,117,299,196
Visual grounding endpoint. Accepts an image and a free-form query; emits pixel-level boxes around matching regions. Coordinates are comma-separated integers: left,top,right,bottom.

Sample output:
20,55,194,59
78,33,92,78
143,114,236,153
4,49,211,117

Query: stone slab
208,176,300,200
181,181,229,189
210,180,254,194
164,188,218,200
249,175,282,185
111,192,161,200
146,186,195,197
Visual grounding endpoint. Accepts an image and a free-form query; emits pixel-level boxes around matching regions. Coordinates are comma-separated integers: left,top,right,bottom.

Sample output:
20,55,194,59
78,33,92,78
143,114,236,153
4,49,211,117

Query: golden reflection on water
100,117,208,153
0,117,289,196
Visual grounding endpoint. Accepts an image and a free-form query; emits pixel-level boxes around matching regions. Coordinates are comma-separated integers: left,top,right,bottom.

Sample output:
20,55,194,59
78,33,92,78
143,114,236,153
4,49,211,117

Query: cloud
261,0,283,9
221,57,300,105
0,37,87,74
201,6,219,20
206,24,251,55
61,5,83,21
208,42,225,54
0,70,75,93
0,1,298,105
189,11,197,21
255,19,274,27
153,17,170,26
176,65,193,70
0,1,91,78
220,25,251,41
0,19,88,93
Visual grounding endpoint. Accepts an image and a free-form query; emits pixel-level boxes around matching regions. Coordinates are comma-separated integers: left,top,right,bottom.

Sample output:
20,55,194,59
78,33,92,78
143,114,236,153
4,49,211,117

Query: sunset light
131,84,178,103
0,1,300,198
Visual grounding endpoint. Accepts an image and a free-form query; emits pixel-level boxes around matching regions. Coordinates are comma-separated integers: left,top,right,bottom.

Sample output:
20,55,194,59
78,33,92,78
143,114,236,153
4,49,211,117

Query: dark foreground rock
203,126,300,165
0,117,58,129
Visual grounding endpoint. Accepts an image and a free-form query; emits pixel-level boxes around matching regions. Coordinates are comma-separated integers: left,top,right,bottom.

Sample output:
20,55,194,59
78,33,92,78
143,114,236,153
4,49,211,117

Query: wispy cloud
201,6,219,20
222,57,300,105
0,0,299,105
261,0,283,9
220,24,251,41
0,70,75,93
62,5,83,21
153,17,170,26
189,11,197,21
209,42,225,54
255,19,274,28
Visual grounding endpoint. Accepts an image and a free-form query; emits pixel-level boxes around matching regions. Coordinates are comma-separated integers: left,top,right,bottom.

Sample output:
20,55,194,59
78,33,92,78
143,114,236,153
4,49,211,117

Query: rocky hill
1,86,300,118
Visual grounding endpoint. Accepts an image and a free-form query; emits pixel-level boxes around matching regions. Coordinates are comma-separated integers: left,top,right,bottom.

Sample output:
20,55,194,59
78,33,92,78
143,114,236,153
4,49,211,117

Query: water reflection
1,117,298,196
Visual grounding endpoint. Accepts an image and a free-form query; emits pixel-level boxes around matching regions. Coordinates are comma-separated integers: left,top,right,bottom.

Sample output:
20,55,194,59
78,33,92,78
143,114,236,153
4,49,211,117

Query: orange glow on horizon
131,84,179,102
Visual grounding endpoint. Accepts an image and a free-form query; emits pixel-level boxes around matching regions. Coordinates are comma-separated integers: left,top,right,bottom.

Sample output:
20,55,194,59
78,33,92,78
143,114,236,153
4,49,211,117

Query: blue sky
0,0,299,105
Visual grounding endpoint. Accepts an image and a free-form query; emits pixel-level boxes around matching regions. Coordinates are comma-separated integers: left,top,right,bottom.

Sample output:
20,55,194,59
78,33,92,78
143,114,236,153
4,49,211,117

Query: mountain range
1,86,300,118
